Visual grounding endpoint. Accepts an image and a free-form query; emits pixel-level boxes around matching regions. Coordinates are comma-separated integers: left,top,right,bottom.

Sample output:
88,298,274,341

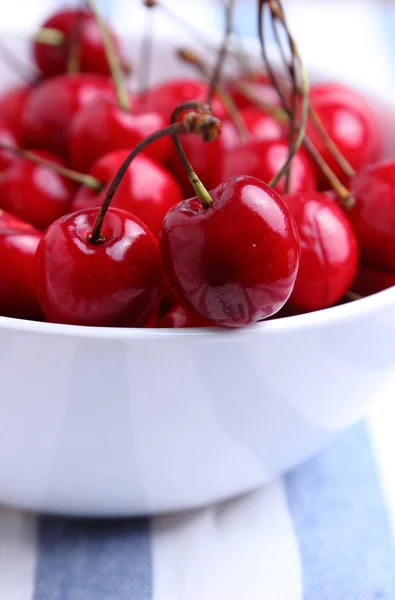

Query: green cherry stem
86,0,130,112
66,7,84,74
32,27,65,45
207,0,235,104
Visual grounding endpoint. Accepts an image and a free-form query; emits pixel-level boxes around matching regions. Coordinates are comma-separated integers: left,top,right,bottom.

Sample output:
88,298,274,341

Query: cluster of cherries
0,2,394,330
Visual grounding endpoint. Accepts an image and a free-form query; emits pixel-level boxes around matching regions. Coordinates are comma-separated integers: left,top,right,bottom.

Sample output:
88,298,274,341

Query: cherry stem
0,144,102,190
86,0,130,112
67,7,84,74
33,27,65,45
177,47,248,143
207,0,235,105
170,102,216,209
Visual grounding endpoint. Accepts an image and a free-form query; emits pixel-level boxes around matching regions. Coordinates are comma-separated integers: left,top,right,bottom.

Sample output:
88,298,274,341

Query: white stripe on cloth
151,481,302,600
0,508,37,600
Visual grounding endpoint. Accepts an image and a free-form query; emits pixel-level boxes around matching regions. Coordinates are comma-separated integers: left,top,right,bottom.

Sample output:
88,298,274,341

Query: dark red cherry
351,263,395,297
0,228,43,320
0,127,18,172
227,72,281,111
158,304,214,328
0,209,37,232
284,191,358,311
22,73,114,157
160,175,300,328
211,138,316,195
35,207,162,327
32,9,124,78
0,150,76,230
138,78,227,122
241,106,285,142
165,119,239,197
348,160,395,273
71,150,182,237
69,99,170,173
307,82,381,189
0,85,31,143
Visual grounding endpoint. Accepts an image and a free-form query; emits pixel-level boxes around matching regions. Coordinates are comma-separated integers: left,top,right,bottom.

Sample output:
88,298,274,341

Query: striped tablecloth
2,1,395,598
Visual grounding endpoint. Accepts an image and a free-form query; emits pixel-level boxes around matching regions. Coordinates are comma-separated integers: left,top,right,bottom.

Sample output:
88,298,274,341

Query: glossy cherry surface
71,149,182,237
284,191,359,311
0,150,76,230
0,209,37,232
0,85,31,143
69,99,170,173
0,127,18,172
160,175,300,328
348,160,395,273
0,229,43,320
158,304,214,328
227,72,281,111
35,207,162,327
351,263,395,297
33,9,123,78
22,73,114,157
211,138,316,195
307,82,382,188
241,106,285,142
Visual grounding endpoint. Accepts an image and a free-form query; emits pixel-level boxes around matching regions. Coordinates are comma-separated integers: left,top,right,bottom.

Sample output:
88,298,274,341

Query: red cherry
69,99,170,173
138,78,227,122
351,263,395,297
71,150,182,237
241,106,285,142
22,73,114,157
165,119,239,197
35,208,162,327
211,138,316,195
0,85,31,143
159,175,300,328
158,304,214,328
32,9,124,78
0,150,76,230
307,82,381,188
227,73,281,111
145,312,158,328
0,209,37,232
0,229,43,320
348,160,395,273
0,127,18,172
284,191,359,311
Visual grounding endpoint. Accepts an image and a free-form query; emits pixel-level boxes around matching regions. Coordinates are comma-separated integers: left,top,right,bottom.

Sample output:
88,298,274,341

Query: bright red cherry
138,78,227,122
351,263,395,297
0,229,43,320
226,72,281,111
160,175,300,328
22,73,114,157
0,150,76,230
158,304,214,328
0,85,31,143
241,106,285,142
284,191,358,311
307,82,381,189
71,150,182,237
211,138,316,195
0,127,18,172
348,160,395,273
35,207,162,327
0,209,37,232
165,119,239,197
69,99,171,173
32,9,124,78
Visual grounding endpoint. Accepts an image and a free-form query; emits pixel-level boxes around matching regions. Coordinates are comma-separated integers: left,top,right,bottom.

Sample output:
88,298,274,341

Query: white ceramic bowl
1,34,395,517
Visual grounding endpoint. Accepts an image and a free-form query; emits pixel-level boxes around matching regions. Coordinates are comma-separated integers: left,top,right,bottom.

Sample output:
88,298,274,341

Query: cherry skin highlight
284,191,359,311
69,99,170,173
0,228,43,321
348,160,395,273
22,73,114,157
32,8,124,78
241,106,285,142
0,150,76,230
211,138,316,195
71,150,183,237
160,176,300,328
35,207,163,327
0,209,38,232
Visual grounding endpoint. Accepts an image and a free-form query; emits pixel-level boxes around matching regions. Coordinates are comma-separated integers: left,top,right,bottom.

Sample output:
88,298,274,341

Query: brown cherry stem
0,144,102,190
207,0,235,105
67,7,84,74
86,0,130,112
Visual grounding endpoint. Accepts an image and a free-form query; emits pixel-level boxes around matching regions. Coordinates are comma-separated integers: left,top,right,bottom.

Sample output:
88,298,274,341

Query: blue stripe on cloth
285,421,395,599
34,518,152,600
